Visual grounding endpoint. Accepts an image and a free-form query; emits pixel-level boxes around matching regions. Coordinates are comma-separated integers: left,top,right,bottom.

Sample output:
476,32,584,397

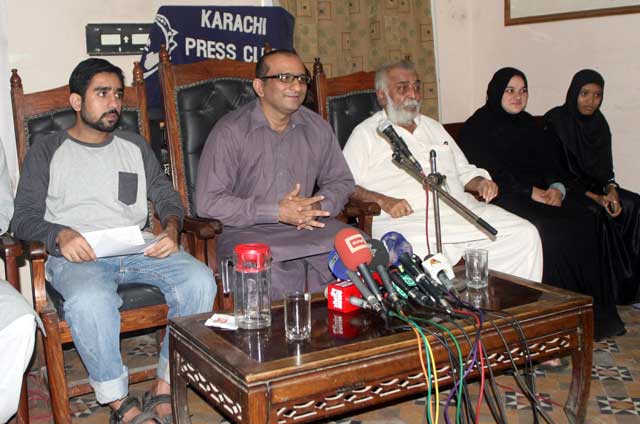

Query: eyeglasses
260,73,311,85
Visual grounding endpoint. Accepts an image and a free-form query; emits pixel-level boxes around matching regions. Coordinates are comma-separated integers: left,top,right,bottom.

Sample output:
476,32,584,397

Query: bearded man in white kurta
342,60,543,281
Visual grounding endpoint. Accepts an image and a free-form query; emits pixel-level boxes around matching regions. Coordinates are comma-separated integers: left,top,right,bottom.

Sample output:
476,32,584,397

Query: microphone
368,239,403,311
406,254,454,314
381,231,413,267
422,253,455,290
398,252,431,287
388,270,433,308
327,249,350,281
377,119,423,173
328,250,381,312
367,239,390,272
325,282,371,313
335,228,386,312
346,271,382,313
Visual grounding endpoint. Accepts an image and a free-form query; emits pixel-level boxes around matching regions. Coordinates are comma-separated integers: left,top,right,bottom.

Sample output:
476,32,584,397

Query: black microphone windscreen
368,239,390,271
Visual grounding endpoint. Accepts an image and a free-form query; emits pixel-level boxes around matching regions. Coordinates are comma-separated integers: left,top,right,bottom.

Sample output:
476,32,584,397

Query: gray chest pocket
118,172,138,205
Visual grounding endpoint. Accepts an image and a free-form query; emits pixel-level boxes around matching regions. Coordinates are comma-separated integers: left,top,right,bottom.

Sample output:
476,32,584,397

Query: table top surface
169,271,591,384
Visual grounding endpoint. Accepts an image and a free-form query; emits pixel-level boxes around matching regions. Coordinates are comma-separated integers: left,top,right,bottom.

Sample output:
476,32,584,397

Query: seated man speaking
342,60,542,281
196,49,355,299
12,58,216,423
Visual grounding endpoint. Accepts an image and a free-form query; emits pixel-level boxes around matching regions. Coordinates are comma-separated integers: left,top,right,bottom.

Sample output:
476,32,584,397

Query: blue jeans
45,251,216,404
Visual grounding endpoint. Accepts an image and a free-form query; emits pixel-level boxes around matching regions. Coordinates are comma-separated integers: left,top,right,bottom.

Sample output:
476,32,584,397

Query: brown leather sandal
142,391,173,424
110,395,162,424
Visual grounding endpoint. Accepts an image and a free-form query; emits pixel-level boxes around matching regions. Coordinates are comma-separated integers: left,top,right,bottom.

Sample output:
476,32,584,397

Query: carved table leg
564,309,593,423
171,350,191,424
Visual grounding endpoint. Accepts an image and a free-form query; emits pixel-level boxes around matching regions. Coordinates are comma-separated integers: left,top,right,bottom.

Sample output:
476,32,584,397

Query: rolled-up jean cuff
90,366,129,404
157,355,170,384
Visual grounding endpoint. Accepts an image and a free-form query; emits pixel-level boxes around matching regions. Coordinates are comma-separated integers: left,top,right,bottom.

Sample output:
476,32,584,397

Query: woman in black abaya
459,67,625,340
545,69,640,306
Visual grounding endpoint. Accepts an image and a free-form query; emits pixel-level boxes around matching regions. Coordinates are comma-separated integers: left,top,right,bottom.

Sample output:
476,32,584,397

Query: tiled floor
25,305,640,423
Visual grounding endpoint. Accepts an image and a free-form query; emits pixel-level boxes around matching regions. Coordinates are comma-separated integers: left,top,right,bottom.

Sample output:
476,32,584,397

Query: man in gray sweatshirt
12,58,215,423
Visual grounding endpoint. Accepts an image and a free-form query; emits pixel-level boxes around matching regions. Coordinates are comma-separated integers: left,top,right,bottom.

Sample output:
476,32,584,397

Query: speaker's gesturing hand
279,183,330,230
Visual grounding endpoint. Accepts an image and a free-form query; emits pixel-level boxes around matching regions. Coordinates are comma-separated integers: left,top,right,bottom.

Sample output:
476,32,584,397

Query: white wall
7,0,273,91
433,0,640,190
2,0,272,179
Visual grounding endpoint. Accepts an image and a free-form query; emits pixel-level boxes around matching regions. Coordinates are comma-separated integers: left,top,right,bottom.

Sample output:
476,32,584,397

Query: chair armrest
336,197,381,237
341,197,381,218
182,216,223,240
0,233,23,258
21,240,48,261
12,239,50,312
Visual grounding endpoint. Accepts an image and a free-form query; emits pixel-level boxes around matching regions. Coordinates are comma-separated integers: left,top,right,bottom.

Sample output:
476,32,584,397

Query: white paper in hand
81,226,158,258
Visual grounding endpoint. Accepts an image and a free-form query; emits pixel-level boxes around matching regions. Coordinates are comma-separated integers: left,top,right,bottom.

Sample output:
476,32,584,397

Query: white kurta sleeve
343,125,372,186
437,124,491,186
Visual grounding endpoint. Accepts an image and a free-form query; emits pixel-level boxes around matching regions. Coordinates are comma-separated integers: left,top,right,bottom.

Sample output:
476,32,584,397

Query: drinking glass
465,249,488,289
284,291,311,341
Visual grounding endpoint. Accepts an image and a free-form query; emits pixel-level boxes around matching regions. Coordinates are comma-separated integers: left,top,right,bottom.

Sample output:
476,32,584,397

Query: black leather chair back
326,90,381,149
174,78,256,214
25,108,143,148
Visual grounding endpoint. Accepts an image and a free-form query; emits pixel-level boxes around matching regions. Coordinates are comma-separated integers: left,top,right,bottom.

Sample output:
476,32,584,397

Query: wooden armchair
312,58,381,149
158,50,379,308
1,234,28,424
158,46,255,310
9,63,218,424
311,58,382,231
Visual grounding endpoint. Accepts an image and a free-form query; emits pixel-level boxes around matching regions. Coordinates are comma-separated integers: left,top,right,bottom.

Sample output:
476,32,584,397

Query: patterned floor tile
69,397,101,418
504,391,553,411
126,341,159,357
594,339,620,353
592,365,633,381
596,396,640,415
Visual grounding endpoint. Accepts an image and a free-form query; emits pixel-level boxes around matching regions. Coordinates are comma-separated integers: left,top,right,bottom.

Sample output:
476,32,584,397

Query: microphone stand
391,148,498,238
429,150,443,253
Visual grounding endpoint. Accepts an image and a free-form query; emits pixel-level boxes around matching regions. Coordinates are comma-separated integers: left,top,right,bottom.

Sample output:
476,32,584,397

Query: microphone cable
483,307,538,416
446,317,481,423
446,317,477,424
448,293,513,424
485,310,550,424
477,335,509,424
410,315,465,424
453,308,485,424
488,309,536,394
489,317,556,424
455,294,511,424
478,308,539,421
390,311,439,424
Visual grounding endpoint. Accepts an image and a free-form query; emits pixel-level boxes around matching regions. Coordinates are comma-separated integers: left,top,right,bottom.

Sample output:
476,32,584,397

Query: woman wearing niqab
545,69,640,307
459,67,625,340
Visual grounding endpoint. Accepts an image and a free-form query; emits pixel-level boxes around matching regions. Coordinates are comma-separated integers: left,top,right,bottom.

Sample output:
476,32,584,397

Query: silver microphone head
377,119,394,134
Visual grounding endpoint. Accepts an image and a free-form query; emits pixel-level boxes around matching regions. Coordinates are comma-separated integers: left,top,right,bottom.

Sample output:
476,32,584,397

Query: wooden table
169,271,593,423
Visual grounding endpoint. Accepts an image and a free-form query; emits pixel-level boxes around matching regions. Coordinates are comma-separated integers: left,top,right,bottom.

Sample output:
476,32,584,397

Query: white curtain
0,0,17,189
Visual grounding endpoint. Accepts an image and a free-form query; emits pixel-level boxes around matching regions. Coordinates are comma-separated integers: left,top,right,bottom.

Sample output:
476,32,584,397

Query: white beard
385,92,420,126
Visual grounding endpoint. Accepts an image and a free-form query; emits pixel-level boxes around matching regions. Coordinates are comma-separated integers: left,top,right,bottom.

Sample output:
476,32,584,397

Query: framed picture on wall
505,0,640,25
